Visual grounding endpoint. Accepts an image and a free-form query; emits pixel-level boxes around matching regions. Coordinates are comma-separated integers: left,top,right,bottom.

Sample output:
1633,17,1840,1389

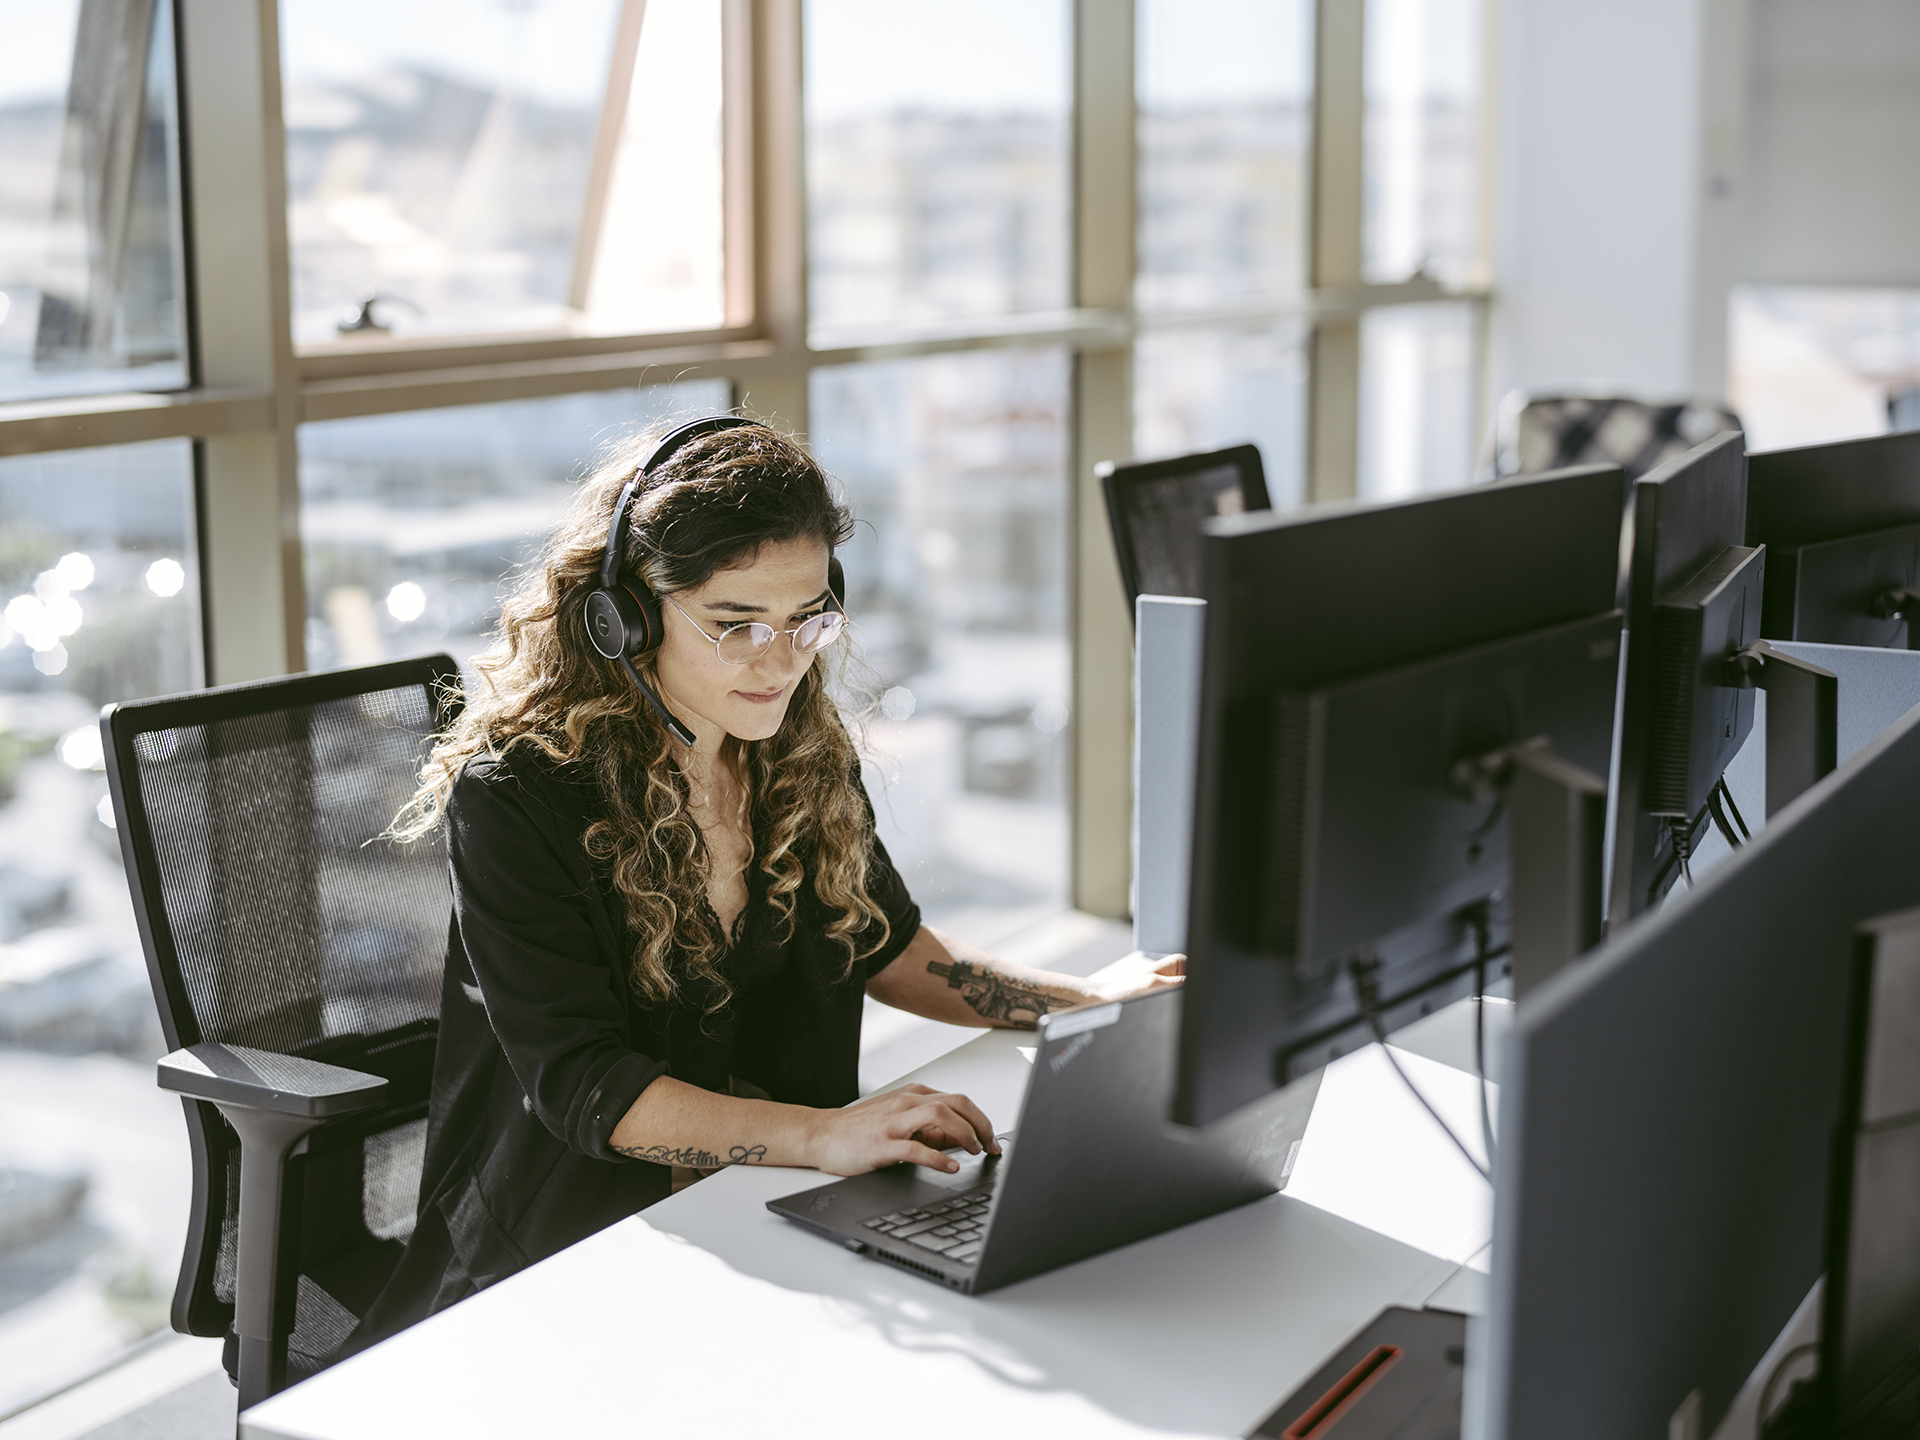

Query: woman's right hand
806,1083,999,1177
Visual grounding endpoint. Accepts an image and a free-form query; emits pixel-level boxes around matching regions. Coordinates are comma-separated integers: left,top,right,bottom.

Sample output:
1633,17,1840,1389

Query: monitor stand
1456,738,1607,999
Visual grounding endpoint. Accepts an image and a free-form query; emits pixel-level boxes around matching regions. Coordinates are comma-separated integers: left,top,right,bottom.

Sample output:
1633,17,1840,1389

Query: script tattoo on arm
927,958,1068,1028
613,1143,769,1167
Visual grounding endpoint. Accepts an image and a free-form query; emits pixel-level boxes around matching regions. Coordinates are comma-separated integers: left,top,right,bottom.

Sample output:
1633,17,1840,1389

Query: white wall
1743,0,1920,287
1489,0,1747,404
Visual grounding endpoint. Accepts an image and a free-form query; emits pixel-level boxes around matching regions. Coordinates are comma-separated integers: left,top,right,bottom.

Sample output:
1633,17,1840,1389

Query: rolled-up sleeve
447,761,666,1162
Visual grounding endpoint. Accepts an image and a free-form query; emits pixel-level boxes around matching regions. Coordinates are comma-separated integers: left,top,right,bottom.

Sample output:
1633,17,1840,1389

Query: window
301,382,729,674
1134,325,1309,506
281,0,726,347
804,0,1071,337
0,438,201,1407
1357,300,1478,499
1136,0,1313,312
0,0,188,401
1729,285,1920,451
1363,0,1485,287
811,349,1071,947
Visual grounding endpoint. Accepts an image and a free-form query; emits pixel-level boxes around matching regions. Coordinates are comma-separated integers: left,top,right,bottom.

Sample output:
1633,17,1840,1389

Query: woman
350,416,1178,1347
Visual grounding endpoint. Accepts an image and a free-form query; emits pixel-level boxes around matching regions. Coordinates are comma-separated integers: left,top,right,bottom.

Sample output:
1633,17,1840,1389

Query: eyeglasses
665,593,848,665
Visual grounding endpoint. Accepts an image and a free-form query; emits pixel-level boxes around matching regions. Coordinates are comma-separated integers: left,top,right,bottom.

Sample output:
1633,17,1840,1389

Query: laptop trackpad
916,1139,1011,1190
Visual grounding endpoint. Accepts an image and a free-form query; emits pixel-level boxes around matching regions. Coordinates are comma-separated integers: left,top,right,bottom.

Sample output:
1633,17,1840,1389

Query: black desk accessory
1251,1307,1465,1440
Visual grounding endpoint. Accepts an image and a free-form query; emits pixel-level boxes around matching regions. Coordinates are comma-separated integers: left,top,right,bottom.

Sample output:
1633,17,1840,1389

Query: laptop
767,987,1322,1295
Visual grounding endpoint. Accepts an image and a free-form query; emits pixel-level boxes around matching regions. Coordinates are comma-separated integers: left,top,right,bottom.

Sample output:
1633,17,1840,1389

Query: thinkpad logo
809,1193,833,1212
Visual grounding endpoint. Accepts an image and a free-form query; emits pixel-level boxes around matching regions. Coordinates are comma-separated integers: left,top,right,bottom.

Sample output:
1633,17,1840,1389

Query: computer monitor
1791,905,1920,1431
1609,431,1761,924
1747,430,1920,650
1174,465,1626,1129
1472,698,1920,1440
1098,444,1270,616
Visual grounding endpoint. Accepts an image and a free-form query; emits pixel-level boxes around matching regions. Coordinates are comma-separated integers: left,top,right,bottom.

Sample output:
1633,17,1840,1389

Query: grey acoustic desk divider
1133,595,1206,957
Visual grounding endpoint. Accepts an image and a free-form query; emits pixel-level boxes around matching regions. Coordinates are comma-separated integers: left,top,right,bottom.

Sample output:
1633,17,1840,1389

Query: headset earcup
828,555,846,607
615,579,665,654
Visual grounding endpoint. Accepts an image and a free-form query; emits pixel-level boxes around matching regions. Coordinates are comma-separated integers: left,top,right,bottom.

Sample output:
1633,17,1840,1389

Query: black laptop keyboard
862,1175,999,1266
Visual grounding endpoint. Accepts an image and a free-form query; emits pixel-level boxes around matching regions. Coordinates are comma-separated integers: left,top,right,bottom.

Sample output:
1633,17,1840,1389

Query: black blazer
347,745,920,1350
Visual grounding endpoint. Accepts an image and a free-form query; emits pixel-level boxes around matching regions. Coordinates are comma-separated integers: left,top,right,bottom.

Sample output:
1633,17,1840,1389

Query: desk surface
241,979,1503,1440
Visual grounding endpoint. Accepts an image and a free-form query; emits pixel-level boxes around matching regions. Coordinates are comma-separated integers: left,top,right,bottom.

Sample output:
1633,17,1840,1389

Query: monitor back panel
1612,432,1753,921
1748,430,1920,639
1475,700,1920,1440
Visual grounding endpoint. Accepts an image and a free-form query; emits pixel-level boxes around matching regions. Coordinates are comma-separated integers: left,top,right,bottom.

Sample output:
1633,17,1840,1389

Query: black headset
583,415,846,746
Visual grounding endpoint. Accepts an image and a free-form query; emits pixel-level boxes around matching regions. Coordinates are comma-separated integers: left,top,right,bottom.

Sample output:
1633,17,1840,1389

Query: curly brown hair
394,419,889,1013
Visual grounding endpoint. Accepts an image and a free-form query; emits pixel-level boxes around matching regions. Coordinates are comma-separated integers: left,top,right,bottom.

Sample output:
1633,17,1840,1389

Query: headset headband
600,415,758,589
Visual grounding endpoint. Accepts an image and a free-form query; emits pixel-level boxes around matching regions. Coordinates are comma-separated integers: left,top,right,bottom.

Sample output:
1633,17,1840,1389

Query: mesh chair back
103,655,461,1367
1493,392,1743,482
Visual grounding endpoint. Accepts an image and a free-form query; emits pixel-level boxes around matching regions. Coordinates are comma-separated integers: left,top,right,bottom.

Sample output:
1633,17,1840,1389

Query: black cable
1717,775,1752,842
1707,785,1743,852
1348,956,1492,1184
1470,911,1498,1176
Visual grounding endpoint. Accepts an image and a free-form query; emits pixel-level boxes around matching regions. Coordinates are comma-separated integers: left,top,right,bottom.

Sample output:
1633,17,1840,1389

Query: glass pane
1134,325,1309,509
300,382,728,674
580,0,725,335
281,0,726,347
1363,0,1484,286
809,349,1071,948
1357,301,1477,501
0,439,201,1411
1729,285,1920,452
0,0,188,401
804,0,1071,337
1137,0,1313,312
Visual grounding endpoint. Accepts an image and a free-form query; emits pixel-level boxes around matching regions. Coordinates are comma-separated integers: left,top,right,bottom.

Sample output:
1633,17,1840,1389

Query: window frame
0,0,1495,919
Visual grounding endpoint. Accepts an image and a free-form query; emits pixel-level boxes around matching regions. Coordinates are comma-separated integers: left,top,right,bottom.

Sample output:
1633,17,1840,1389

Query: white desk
240,980,1504,1440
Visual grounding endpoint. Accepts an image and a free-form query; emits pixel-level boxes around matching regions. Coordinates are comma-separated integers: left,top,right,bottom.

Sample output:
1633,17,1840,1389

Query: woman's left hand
1087,952,1185,1004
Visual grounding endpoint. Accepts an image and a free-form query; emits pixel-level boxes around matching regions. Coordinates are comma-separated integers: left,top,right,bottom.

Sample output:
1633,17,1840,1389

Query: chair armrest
158,1042,389,1119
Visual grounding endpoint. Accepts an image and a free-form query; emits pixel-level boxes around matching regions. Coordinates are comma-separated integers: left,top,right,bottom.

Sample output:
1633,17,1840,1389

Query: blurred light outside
0,439,202,1412
810,348,1071,952
1357,301,1477,501
1363,0,1485,287
144,558,184,597
385,580,427,622
1730,286,1920,452
0,0,189,401
280,0,724,346
1135,0,1312,312
300,383,728,677
1133,324,1309,508
803,0,1071,336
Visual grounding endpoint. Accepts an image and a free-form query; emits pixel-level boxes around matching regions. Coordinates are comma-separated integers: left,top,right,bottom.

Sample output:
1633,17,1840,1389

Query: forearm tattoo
614,1143,769,1167
927,958,1066,1028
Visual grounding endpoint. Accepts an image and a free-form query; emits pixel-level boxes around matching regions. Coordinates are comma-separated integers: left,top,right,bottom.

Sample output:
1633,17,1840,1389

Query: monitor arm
1453,738,1607,1000
1728,641,1839,818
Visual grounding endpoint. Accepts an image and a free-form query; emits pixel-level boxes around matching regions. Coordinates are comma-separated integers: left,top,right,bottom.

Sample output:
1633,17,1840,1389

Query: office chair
101,655,462,1413
1488,389,1743,482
